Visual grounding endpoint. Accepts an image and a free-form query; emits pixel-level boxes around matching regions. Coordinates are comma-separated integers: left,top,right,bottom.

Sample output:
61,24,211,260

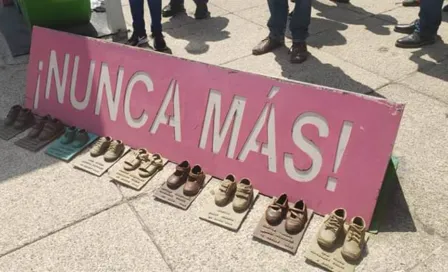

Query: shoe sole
395,40,435,48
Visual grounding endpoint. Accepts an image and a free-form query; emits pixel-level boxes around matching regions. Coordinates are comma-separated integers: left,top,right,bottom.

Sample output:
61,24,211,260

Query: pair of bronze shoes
265,194,308,235
59,126,89,147
28,115,64,141
167,161,206,196
214,175,254,213
124,149,164,178
4,105,34,129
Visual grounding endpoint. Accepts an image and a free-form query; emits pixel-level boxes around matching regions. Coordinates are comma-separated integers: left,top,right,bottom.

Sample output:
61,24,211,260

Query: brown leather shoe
4,105,22,126
252,37,284,56
265,194,288,225
28,115,51,138
285,200,308,234
167,161,191,190
183,164,206,196
215,174,237,206
232,178,254,213
290,42,309,64
38,118,64,141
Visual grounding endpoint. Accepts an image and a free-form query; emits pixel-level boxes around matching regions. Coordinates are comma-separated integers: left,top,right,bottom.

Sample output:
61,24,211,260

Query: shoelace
219,180,233,193
107,141,120,152
324,215,342,233
235,185,252,199
347,225,363,243
93,139,107,150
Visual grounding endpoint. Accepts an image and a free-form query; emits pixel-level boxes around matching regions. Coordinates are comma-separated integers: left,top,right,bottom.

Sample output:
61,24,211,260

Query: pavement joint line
126,199,175,272
0,200,126,259
407,245,444,271
383,82,448,107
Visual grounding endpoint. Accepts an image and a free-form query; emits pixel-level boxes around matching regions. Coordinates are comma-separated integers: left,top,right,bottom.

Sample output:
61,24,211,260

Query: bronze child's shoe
60,126,76,144
72,129,89,147
123,149,147,171
13,108,34,129
103,140,125,162
138,153,164,178
285,200,308,234
28,115,51,138
4,105,22,126
215,174,237,206
90,136,112,157
265,194,288,225
183,164,206,196
38,118,64,141
232,178,254,213
317,208,347,248
341,216,366,261
167,160,190,190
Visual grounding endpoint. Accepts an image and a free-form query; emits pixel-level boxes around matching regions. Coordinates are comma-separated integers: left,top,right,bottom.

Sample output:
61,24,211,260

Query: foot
394,20,418,34
195,3,210,19
443,5,448,12
402,0,419,7
252,37,284,56
289,42,309,64
126,32,148,47
152,33,170,53
162,3,186,18
395,32,436,48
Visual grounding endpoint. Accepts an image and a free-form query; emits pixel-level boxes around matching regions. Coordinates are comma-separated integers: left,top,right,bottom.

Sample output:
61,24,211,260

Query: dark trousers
417,0,444,37
129,0,162,36
267,0,312,43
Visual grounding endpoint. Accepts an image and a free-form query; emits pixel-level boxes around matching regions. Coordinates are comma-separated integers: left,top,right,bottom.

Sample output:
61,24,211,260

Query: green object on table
18,0,91,28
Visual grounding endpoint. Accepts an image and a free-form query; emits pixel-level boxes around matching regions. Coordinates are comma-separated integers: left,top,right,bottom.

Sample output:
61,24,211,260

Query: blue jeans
129,0,162,35
268,0,311,43
416,0,444,38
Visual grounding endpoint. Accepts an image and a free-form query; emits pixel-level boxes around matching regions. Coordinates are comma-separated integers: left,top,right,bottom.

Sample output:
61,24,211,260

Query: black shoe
126,32,149,47
402,0,419,7
162,3,186,18
195,3,210,19
395,32,435,48
289,42,309,64
152,33,170,53
443,5,448,12
394,20,418,34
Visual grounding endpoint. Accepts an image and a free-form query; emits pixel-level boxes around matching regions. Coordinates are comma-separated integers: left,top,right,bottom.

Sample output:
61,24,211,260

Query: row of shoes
215,174,254,213
90,136,125,162
167,161,206,196
60,126,90,147
123,149,164,178
317,208,366,261
265,194,308,235
4,105,34,129
28,115,64,141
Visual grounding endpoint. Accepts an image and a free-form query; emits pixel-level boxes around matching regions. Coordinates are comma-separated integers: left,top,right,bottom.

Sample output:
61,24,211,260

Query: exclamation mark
33,61,44,109
326,121,353,192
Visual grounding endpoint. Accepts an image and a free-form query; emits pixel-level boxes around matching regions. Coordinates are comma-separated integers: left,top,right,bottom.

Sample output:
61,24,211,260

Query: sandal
123,149,148,171
138,154,164,178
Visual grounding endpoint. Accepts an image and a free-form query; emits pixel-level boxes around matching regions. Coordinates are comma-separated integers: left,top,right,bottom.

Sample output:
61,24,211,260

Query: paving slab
338,0,401,16
307,16,447,81
223,45,390,94
0,204,171,272
410,244,448,272
211,0,264,13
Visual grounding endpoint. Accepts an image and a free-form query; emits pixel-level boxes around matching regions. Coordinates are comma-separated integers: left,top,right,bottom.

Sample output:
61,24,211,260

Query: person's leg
395,0,444,48
147,0,169,52
194,0,210,19
252,0,288,55
289,0,311,63
162,0,186,17
128,0,149,46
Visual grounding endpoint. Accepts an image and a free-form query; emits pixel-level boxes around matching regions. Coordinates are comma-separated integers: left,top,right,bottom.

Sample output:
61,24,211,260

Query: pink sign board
25,27,404,226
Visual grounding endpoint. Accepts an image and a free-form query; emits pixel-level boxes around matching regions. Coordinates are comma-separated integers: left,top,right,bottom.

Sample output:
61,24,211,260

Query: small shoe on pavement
215,174,237,206
90,136,112,157
4,105,22,126
395,32,435,48
13,108,34,129
394,20,418,34
317,208,346,248
285,200,308,234
138,153,164,178
124,149,148,171
233,178,254,213
252,37,284,56
72,129,89,147
38,118,64,141
162,3,186,17
194,3,210,19
402,0,419,7
167,160,191,189
265,194,288,225
104,140,125,162
28,115,51,138
60,126,76,144
183,164,206,196
290,42,309,64
341,216,367,261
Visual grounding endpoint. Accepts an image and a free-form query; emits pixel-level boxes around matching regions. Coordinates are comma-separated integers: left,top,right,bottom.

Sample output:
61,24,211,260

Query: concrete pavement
0,0,447,271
